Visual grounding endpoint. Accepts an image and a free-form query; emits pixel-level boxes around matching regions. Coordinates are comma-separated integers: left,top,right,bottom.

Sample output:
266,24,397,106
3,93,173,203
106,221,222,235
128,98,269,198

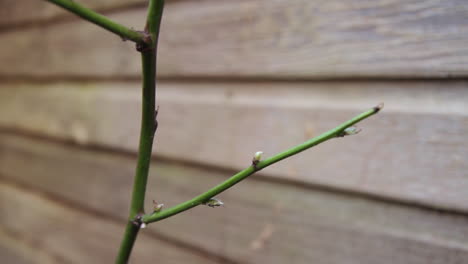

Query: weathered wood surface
1,134,468,264
0,0,144,28
0,241,34,264
1,0,468,78
0,181,219,264
0,81,467,212
0,227,65,264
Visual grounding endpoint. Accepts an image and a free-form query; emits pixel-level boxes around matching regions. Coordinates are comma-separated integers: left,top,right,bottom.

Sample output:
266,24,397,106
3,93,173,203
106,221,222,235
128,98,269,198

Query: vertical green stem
129,49,157,219
115,50,156,264
116,1,164,263
115,222,140,263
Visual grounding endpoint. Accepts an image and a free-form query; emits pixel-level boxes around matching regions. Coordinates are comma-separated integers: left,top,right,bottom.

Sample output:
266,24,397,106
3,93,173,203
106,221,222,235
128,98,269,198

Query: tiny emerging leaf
344,126,361,135
153,200,164,213
203,197,224,208
338,126,362,137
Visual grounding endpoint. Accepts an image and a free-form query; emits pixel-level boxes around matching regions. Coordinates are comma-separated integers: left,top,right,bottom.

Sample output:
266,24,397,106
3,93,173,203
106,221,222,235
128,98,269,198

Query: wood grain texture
0,0,144,27
1,134,468,264
0,228,63,264
0,181,220,264
0,81,467,212
0,242,35,264
1,0,468,78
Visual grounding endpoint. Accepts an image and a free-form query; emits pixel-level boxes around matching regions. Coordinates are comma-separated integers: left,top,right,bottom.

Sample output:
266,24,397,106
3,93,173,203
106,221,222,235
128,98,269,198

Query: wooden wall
1,0,467,263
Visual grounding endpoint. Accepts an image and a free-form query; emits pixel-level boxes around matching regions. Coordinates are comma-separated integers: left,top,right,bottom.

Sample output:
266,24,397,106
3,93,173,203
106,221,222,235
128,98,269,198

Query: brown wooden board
0,241,34,264
1,0,468,78
1,134,468,264
0,228,66,264
0,181,220,264
0,0,145,27
0,81,467,212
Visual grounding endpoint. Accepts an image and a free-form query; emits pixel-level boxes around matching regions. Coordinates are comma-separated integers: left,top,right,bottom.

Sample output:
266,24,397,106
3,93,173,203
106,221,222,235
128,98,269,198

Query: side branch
45,0,146,43
142,103,383,224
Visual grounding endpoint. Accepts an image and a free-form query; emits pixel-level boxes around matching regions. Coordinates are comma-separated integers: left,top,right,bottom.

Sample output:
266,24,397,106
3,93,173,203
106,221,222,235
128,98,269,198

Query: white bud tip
204,197,224,207
254,151,263,161
154,203,164,213
141,223,147,229
344,126,361,135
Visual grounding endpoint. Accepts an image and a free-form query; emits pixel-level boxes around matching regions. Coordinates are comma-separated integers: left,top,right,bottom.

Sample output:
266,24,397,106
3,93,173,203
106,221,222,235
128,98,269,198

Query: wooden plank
1,134,468,264
0,242,35,264
1,0,468,78
0,182,220,264
0,228,62,264
0,0,144,27
0,81,467,212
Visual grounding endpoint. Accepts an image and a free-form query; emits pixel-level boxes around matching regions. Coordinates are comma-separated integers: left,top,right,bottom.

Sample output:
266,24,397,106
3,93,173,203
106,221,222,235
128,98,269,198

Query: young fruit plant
44,0,383,263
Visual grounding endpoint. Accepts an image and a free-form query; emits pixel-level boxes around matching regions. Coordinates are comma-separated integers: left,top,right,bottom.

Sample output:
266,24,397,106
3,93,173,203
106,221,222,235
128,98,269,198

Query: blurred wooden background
1,0,468,263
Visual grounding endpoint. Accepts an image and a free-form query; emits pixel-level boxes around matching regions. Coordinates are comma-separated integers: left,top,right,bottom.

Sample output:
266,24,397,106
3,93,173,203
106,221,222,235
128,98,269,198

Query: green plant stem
142,104,383,224
45,0,145,43
115,1,164,263
115,223,140,263
145,0,165,46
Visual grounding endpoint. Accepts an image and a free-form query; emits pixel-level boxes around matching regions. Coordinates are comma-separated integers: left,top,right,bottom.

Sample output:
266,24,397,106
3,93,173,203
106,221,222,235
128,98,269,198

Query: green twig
142,103,383,224
45,0,146,43
115,0,164,263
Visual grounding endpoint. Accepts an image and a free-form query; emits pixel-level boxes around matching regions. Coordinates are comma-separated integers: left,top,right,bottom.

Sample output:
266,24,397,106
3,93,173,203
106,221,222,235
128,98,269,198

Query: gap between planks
3,74,468,83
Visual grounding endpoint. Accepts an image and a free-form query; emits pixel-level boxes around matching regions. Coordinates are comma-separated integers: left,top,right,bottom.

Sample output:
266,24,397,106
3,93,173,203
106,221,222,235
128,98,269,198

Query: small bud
141,223,147,229
252,151,263,168
337,126,362,137
343,126,361,136
153,200,164,213
254,151,263,162
154,204,164,212
203,197,224,208
374,102,384,113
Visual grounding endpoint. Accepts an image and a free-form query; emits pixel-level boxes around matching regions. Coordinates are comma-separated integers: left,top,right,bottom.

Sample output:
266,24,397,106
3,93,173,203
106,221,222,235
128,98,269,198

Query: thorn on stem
154,106,159,133
203,197,224,208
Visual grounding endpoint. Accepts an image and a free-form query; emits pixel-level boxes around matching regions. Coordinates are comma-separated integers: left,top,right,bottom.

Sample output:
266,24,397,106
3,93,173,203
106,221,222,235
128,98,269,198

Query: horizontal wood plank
0,81,467,212
1,134,468,264
0,228,65,264
1,0,468,78
0,241,34,264
0,182,219,264
0,0,144,27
